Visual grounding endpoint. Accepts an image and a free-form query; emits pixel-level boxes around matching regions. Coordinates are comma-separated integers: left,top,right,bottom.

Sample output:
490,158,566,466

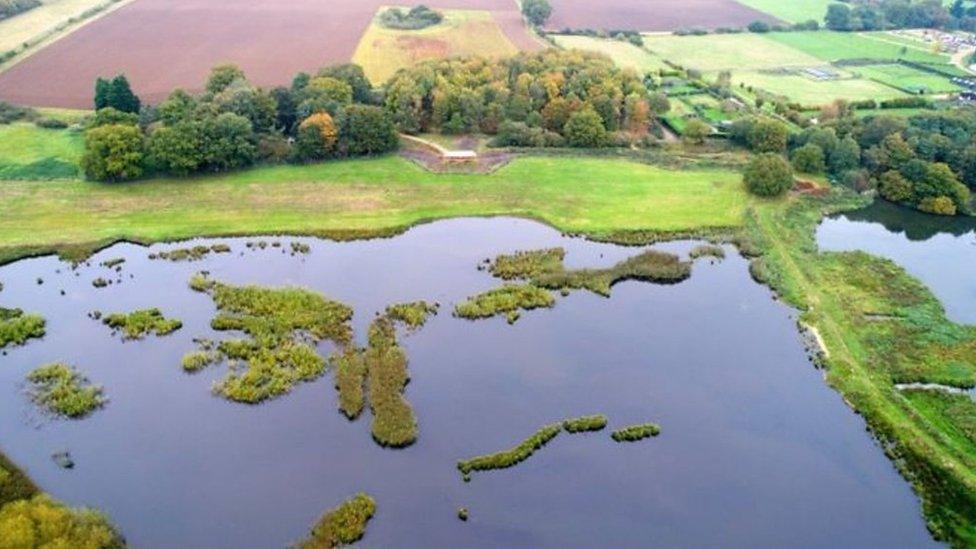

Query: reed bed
102,308,181,340
610,422,661,442
454,284,555,324
0,307,44,348
26,363,105,418
457,422,562,478
295,492,376,549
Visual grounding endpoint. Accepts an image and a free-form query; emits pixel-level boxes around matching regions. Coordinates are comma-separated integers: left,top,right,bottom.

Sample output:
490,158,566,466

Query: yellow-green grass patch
734,69,907,105
551,35,668,73
352,8,519,85
641,32,821,73
733,0,833,23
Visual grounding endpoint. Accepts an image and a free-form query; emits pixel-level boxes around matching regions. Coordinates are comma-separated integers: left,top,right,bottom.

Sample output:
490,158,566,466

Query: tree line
82,64,398,181
731,107,974,215
824,0,976,32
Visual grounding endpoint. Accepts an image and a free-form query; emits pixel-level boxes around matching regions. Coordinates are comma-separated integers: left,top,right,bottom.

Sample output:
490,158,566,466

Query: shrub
297,493,376,548
26,363,106,418
89,107,139,128
0,495,123,548
682,119,712,145
747,20,770,33
34,117,68,129
564,106,607,148
610,422,661,442
744,153,793,197
918,196,958,216
295,112,339,161
790,143,825,174
879,170,913,203
522,0,552,26
81,123,145,182
340,105,398,155
378,5,443,30
747,117,789,153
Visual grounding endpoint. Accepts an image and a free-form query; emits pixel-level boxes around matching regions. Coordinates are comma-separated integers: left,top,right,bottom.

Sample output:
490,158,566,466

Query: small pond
0,218,935,547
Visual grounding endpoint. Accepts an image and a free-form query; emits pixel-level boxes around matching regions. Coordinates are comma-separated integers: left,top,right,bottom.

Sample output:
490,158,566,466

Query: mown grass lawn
0,122,82,180
0,155,748,261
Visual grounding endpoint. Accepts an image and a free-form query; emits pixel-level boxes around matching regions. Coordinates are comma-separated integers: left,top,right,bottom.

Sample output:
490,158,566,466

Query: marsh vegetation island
2,0,976,546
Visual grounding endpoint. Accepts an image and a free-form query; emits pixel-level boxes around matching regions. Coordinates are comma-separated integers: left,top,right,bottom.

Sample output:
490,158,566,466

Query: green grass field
0,155,749,261
0,123,82,180
734,0,833,23
735,70,906,104
855,63,963,94
768,31,951,65
642,32,820,72
552,35,669,73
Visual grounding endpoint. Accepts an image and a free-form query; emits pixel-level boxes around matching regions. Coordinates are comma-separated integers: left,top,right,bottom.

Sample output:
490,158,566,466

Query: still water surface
0,218,935,547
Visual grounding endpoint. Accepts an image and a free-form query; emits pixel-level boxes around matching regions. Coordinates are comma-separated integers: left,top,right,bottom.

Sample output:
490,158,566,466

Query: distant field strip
733,0,833,23
767,31,951,64
551,35,669,73
642,33,821,72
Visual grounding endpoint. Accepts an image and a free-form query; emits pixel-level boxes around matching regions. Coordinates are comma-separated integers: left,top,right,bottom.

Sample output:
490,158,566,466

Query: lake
0,217,935,547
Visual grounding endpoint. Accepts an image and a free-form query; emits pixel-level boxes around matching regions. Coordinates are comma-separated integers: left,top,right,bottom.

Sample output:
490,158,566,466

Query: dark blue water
818,201,976,325
0,218,935,547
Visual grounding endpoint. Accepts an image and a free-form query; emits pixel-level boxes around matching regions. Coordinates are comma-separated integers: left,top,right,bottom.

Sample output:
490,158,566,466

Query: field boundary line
0,0,141,76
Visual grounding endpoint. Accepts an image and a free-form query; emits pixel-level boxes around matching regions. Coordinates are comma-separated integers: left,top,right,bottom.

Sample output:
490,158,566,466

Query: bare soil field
545,0,780,32
0,0,539,108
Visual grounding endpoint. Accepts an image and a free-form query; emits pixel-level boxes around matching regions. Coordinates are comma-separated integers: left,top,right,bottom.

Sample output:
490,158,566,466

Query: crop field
0,0,539,108
545,0,779,32
0,122,82,180
551,35,668,73
733,0,833,23
352,9,523,85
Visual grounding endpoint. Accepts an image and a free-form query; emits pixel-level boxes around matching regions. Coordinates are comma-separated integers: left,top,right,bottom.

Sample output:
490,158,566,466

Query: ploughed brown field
0,0,540,108
545,0,780,32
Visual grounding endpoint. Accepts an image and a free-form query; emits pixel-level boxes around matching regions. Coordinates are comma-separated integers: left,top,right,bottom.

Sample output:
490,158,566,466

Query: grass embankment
748,192,976,546
296,492,376,549
187,275,353,404
0,156,747,265
26,362,105,418
102,308,182,340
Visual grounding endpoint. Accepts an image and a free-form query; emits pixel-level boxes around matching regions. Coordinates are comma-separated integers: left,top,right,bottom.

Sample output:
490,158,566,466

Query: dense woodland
385,50,666,147
731,107,975,215
825,0,976,32
82,65,398,181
